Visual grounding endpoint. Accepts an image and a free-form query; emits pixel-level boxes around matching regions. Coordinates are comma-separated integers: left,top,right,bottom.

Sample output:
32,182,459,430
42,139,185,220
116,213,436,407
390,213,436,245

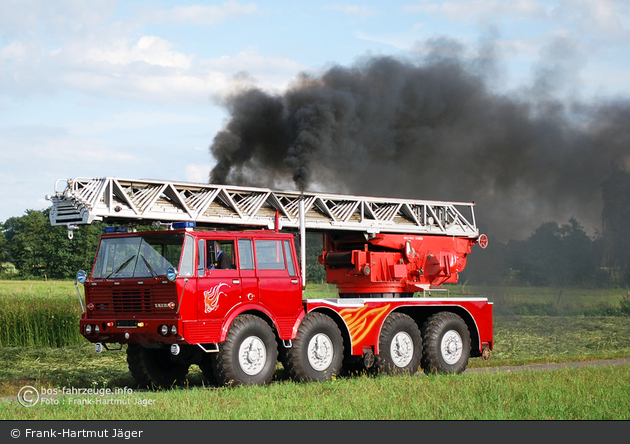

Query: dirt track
464,358,630,374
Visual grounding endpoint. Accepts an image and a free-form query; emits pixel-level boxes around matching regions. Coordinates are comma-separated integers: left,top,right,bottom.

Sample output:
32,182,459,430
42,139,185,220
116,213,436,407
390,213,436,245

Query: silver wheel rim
238,336,267,376
390,331,414,368
440,329,463,365
307,333,334,371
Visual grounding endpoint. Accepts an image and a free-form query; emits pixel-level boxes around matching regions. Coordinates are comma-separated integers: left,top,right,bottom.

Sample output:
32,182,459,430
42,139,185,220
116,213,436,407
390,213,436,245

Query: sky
1,0,629,240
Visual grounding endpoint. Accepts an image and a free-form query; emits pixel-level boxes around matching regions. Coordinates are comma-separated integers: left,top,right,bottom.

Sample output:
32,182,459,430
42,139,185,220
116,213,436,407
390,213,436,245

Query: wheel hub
440,330,463,365
238,336,266,376
390,331,413,367
307,333,333,371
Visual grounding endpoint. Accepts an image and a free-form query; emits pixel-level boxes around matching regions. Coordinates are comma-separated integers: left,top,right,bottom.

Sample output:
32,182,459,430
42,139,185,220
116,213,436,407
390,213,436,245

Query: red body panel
305,297,493,355
321,233,476,294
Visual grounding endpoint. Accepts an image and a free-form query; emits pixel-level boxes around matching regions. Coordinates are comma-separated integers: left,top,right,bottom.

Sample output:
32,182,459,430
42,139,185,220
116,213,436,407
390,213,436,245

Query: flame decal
204,283,229,313
338,304,391,347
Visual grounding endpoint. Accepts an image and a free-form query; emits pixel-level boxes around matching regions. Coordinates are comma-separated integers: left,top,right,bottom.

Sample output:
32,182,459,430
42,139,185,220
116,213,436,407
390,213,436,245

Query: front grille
113,288,151,313
86,281,177,316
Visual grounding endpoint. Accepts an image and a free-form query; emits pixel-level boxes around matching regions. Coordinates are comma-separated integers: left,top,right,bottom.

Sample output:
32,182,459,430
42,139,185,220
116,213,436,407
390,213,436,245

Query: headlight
170,325,177,335
166,267,177,282
85,325,92,335
77,270,87,284
159,324,169,336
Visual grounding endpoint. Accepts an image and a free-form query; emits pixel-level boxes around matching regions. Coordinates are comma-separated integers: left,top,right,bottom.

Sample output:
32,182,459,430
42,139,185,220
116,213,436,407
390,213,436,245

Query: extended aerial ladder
47,177,480,237
46,177,485,290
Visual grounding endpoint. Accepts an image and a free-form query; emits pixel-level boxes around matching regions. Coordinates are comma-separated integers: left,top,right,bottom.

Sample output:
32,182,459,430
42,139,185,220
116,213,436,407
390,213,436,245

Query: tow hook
363,348,375,368
94,342,122,353
482,347,492,361
170,344,181,356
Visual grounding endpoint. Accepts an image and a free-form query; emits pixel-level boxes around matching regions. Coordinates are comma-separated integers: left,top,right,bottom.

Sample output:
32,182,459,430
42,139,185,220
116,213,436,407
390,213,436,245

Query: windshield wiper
106,255,136,279
141,254,157,278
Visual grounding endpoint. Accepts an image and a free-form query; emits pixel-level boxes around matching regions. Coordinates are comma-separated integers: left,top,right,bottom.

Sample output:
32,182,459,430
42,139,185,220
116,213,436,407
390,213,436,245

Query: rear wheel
375,313,422,375
287,312,344,382
421,312,471,374
213,315,278,387
126,344,190,388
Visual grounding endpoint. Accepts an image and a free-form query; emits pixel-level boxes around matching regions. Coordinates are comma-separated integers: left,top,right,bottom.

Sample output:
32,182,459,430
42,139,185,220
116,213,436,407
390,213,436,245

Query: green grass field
2,364,628,420
1,280,629,420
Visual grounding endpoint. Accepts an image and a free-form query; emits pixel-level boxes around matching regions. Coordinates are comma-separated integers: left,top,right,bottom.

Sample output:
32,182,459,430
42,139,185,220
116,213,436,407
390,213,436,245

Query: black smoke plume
209,37,630,242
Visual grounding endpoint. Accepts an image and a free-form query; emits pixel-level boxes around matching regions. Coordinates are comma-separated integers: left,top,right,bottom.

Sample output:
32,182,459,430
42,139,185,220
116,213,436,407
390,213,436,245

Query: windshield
92,233,185,279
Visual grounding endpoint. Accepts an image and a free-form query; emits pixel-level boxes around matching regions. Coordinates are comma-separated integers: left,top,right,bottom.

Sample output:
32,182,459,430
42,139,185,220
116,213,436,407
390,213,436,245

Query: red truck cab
80,225,304,386
81,225,303,342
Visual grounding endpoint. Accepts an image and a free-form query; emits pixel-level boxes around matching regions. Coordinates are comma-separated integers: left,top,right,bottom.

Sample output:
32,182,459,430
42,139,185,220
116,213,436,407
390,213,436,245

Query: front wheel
213,315,278,387
126,344,190,388
421,312,471,374
286,312,344,382
198,353,218,386
375,313,422,375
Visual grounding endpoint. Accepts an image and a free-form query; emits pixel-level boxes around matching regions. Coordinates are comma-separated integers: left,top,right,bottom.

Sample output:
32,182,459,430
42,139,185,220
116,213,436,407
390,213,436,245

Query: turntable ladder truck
47,177,492,387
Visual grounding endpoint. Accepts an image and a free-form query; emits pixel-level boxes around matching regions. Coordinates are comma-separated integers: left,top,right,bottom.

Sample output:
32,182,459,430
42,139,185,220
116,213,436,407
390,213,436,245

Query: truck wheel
375,313,422,375
213,315,278,387
198,353,218,385
287,312,344,382
421,312,471,374
126,344,190,388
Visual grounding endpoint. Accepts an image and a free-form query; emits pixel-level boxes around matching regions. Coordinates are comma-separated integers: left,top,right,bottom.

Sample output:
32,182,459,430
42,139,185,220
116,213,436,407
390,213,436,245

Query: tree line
1,209,104,279
462,166,630,288
1,208,629,288
460,217,611,287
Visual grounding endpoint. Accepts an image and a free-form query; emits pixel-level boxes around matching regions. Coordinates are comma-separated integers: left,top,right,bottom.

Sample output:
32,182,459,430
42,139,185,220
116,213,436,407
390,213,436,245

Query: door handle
291,279,299,284
233,279,240,284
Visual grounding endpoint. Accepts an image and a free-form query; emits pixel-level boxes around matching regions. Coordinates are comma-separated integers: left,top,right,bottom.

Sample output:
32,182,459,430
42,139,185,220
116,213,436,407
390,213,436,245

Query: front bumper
80,317,185,345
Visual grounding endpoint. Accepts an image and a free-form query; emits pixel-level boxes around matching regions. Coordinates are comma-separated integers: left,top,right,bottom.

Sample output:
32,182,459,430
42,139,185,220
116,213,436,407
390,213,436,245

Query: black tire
421,312,471,374
375,313,422,375
340,355,370,377
286,312,344,382
126,344,190,388
213,315,278,387
198,353,218,386
276,343,292,381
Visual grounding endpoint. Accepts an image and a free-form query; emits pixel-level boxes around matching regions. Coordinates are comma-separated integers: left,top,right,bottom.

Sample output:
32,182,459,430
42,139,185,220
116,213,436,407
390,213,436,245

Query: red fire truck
47,177,492,387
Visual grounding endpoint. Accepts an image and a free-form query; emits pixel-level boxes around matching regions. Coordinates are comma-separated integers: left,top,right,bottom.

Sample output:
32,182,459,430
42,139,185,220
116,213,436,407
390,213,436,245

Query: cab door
197,238,242,322
237,238,258,304
254,238,302,320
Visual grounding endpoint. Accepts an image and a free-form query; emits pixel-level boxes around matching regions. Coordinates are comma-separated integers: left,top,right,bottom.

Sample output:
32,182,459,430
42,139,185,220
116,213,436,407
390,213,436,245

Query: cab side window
180,235,195,277
284,240,296,277
255,240,286,270
238,239,254,270
207,240,236,269
197,239,205,277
